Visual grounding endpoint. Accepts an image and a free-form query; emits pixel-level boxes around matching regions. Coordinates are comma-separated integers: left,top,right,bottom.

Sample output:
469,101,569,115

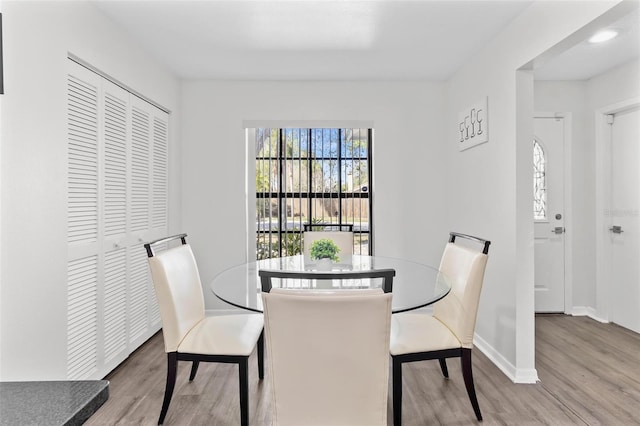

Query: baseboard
473,332,539,384
571,306,608,323
513,368,540,384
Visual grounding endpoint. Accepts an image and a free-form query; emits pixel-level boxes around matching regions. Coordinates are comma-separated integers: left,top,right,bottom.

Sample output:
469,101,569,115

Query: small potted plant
309,239,341,266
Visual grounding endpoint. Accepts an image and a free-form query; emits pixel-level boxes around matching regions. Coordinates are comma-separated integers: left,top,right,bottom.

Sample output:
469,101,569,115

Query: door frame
534,112,573,314
595,97,640,322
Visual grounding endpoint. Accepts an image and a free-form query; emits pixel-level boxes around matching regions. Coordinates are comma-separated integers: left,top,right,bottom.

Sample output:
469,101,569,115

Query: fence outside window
255,128,372,259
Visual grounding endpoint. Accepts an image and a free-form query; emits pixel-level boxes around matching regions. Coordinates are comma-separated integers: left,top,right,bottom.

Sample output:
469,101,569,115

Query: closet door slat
67,74,99,245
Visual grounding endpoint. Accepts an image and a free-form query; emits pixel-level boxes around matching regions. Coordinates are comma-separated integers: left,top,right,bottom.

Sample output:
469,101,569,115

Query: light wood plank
86,314,640,425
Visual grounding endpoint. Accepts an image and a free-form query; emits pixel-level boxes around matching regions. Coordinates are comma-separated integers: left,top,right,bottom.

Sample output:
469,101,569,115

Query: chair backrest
259,268,395,294
146,238,205,353
262,288,392,426
303,231,354,264
433,233,490,349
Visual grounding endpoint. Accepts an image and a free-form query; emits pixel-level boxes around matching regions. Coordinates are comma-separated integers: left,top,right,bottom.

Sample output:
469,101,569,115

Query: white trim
515,69,536,381
570,306,609,323
242,120,374,129
594,97,640,322
473,332,539,384
534,112,573,315
514,368,540,384
245,128,257,262
562,113,573,315
67,53,170,114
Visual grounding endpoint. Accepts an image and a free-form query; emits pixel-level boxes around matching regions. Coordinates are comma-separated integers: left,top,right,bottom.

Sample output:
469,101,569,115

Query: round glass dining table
211,255,451,313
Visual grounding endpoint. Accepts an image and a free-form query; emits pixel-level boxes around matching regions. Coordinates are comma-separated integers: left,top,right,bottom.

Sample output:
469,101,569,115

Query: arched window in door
533,139,546,220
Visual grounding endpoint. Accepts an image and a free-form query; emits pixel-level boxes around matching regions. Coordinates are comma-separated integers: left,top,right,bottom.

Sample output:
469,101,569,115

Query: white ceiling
92,0,639,81
535,7,640,80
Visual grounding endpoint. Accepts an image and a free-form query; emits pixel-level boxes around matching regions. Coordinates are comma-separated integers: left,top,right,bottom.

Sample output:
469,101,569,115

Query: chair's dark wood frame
145,234,264,426
391,232,490,426
449,231,491,254
258,268,395,294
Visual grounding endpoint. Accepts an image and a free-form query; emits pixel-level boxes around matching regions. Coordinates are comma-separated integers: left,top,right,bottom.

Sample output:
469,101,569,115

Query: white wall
446,0,625,382
0,1,181,380
180,80,449,309
588,59,640,107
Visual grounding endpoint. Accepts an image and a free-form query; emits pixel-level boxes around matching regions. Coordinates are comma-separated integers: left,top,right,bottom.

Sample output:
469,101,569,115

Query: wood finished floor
85,315,640,425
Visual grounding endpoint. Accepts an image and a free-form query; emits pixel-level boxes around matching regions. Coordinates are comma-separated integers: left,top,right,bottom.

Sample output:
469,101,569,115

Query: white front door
610,106,640,333
534,116,565,313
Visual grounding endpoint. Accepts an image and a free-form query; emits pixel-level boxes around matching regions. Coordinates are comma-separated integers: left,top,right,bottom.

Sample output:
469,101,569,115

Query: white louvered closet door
128,98,152,348
128,96,167,349
149,104,169,329
67,65,101,380
101,79,131,373
67,61,168,379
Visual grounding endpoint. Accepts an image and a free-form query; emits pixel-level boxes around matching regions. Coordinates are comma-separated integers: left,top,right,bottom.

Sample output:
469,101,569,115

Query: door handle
609,225,623,234
551,227,565,234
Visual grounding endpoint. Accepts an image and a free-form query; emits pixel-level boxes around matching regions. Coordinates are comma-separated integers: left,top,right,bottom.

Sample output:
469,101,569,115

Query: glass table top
211,255,451,313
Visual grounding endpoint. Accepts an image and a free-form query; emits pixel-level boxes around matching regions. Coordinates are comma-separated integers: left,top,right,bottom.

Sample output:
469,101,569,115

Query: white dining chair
145,234,264,425
261,286,393,426
389,232,490,425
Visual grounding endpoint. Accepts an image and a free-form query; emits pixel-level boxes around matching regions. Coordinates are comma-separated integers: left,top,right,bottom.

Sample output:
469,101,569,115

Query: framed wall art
458,97,488,151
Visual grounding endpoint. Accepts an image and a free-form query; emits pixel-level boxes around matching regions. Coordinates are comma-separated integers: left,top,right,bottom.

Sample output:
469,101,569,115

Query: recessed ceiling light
588,30,618,43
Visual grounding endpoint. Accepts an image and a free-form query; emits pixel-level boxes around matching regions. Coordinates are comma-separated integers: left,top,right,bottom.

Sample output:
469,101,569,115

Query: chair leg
257,330,264,380
158,352,178,425
239,358,249,426
189,361,200,381
461,349,482,421
392,357,403,426
438,358,449,378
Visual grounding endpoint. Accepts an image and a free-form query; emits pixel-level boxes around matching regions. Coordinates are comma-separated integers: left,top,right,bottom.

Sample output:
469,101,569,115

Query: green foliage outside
282,232,302,256
309,239,340,262
257,231,302,260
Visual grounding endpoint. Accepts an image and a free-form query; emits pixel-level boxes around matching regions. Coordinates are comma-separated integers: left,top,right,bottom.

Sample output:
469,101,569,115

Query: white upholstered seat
177,314,263,356
262,287,392,426
390,313,461,354
389,232,490,425
145,234,264,426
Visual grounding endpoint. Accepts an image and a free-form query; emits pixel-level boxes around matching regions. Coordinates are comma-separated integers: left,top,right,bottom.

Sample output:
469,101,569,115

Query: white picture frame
458,97,488,151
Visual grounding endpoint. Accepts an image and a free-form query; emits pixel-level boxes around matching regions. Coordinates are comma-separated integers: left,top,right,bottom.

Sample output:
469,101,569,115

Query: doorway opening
533,114,571,314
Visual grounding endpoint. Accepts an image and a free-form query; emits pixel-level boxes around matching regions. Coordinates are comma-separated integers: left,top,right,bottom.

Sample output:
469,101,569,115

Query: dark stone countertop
0,380,109,426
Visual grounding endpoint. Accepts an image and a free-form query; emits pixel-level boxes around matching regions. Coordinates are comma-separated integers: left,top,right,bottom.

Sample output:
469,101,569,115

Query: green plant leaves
309,239,340,262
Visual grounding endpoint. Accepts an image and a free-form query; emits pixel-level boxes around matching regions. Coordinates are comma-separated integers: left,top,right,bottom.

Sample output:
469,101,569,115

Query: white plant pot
317,258,333,271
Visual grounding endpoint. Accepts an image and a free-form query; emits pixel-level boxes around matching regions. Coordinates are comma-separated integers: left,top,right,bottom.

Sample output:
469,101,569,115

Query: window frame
533,137,547,221
255,128,373,259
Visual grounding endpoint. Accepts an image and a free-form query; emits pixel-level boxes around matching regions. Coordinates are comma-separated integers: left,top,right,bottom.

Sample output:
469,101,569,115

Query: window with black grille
255,128,372,260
